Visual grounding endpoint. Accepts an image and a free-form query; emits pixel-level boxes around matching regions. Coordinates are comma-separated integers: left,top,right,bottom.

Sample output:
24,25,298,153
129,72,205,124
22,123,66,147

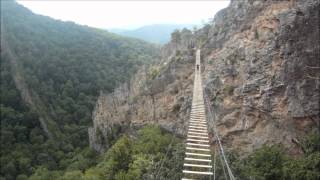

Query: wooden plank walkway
182,49,213,179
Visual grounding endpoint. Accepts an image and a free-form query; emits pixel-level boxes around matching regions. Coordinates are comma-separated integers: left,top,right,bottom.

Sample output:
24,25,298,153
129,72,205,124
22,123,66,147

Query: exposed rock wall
89,51,196,152
202,0,319,155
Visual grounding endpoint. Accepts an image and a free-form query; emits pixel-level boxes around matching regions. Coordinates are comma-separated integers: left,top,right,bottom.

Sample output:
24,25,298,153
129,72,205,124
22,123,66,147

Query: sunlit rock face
202,0,319,155
89,0,319,155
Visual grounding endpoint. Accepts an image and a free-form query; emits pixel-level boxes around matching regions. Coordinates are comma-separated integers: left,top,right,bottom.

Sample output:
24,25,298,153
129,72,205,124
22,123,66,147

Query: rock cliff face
89,49,195,152
89,0,319,154
202,0,319,155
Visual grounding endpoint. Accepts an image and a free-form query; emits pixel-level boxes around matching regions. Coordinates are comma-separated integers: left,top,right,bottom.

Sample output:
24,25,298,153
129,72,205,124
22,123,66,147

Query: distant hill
109,24,195,44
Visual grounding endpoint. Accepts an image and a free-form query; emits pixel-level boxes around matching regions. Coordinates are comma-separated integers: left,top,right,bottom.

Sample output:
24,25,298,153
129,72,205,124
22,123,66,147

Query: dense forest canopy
1,1,158,179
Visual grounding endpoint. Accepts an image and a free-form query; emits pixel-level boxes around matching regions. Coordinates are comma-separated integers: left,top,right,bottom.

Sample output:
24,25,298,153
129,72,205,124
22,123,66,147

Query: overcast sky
17,0,230,30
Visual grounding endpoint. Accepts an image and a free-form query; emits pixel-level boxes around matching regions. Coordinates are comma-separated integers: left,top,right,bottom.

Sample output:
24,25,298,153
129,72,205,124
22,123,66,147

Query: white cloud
17,0,230,29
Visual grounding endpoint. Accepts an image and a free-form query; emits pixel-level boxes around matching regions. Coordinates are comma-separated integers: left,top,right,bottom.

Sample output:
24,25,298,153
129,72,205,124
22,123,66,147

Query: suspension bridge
181,49,235,180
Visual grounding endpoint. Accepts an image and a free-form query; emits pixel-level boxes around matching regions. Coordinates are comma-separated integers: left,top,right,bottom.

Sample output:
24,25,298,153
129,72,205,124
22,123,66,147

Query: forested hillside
0,1,158,179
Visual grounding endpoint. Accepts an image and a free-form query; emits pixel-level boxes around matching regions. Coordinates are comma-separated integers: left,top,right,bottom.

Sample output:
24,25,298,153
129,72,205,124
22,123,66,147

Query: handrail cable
213,145,217,180
218,147,229,180
204,92,236,180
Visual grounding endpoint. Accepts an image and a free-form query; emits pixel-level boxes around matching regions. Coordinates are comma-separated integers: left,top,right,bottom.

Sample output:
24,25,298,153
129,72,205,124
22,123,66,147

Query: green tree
28,167,61,180
61,170,83,180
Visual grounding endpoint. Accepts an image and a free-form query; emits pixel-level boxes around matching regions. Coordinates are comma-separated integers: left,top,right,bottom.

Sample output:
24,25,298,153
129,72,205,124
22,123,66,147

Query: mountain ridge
109,24,196,44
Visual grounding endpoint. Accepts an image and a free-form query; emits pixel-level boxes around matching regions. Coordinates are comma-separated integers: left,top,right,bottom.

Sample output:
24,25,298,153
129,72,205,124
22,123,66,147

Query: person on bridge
197,64,200,70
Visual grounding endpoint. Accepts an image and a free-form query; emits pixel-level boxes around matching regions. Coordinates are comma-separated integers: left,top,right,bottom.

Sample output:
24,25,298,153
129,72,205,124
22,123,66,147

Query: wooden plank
189,122,206,125
190,116,206,119
187,135,208,139
183,170,213,175
188,132,207,136
188,129,207,133
189,124,207,127
189,120,206,123
186,152,211,157
187,143,210,147
189,126,207,129
185,157,211,162
184,163,212,168
187,139,209,143
186,147,210,152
